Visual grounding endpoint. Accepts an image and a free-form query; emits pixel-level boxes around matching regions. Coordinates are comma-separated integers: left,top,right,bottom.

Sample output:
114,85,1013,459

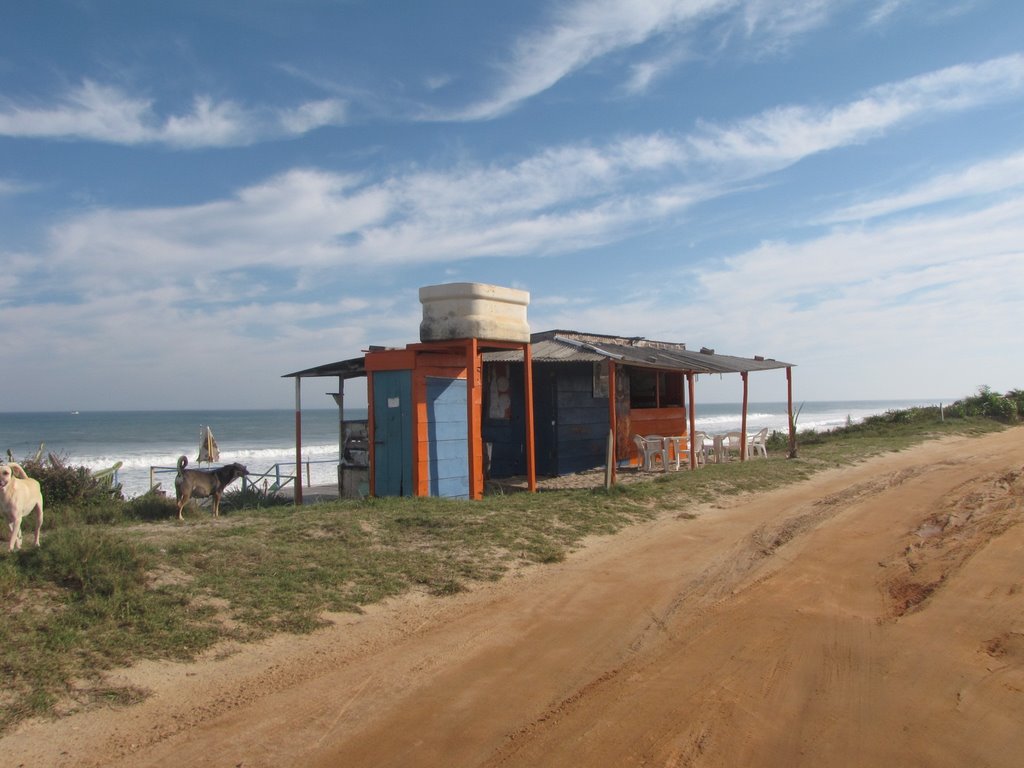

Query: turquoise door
373,370,413,496
426,377,469,499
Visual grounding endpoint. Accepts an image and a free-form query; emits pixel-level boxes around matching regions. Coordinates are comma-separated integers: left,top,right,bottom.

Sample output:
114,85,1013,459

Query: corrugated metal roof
285,330,793,378
283,356,366,379
481,338,606,363
481,330,792,374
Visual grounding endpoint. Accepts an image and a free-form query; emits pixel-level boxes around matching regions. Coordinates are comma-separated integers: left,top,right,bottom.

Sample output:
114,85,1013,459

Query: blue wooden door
426,377,469,499
373,370,413,496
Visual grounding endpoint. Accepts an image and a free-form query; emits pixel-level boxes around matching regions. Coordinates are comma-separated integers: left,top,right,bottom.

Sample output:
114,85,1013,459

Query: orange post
740,371,749,461
367,372,375,497
607,361,617,485
687,372,697,469
787,366,796,458
466,338,483,499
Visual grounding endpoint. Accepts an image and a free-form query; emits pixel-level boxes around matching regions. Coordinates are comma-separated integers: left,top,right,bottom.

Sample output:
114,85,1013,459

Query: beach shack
283,282,795,502
285,283,536,501
480,331,794,482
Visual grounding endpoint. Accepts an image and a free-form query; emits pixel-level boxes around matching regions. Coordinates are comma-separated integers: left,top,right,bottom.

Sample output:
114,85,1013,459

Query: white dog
0,463,44,552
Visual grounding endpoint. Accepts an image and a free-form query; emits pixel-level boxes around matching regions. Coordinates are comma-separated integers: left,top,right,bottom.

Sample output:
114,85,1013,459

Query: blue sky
2,0,1022,411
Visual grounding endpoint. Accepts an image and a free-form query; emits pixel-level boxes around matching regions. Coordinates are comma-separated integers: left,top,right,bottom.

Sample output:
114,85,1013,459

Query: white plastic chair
664,435,690,470
692,431,709,467
747,427,769,458
724,431,743,461
632,434,668,471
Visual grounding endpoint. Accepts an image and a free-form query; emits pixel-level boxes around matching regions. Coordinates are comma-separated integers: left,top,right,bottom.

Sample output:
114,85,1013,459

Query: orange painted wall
626,407,688,464
365,345,483,499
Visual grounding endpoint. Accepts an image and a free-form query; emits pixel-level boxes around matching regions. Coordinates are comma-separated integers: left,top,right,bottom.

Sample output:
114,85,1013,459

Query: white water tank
419,282,530,343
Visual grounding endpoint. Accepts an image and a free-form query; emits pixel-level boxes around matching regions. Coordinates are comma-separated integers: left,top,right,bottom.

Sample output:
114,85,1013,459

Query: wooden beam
367,371,376,497
293,377,303,506
336,376,344,495
787,366,796,458
466,338,482,499
523,341,537,493
688,372,697,469
740,371,749,462
608,361,617,485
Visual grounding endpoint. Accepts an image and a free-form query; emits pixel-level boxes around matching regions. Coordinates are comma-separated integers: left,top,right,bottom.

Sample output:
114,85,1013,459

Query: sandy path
3,429,1022,767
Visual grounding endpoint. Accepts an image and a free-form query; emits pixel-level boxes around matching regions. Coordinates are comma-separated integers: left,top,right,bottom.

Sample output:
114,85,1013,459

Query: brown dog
0,463,44,551
174,455,249,520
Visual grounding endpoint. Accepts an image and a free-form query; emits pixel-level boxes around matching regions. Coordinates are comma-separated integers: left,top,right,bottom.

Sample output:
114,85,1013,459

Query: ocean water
1,400,942,498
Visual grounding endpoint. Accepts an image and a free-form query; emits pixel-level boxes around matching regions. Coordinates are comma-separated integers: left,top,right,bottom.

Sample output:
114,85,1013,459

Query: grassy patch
0,407,1013,733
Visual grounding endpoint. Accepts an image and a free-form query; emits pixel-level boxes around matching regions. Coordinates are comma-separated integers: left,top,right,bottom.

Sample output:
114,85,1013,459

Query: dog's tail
177,455,188,472
7,462,29,479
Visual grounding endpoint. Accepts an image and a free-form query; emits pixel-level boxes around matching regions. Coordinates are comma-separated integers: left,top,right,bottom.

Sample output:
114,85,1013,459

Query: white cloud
451,0,739,120
23,55,1023,297
448,0,855,120
528,191,1024,399
0,80,347,147
624,47,693,94
7,54,1024,406
0,284,416,409
0,177,32,196
738,0,835,48
866,0,910,25
278,98,348,134
684,195,1024,395
824,149,1024,221
686,54,1024,171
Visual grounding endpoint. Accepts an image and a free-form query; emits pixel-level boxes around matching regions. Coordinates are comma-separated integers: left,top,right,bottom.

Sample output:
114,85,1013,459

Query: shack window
485,363,512,420
593,361,609,398
629,369,685,409
628,369,657,408
659,372,684,407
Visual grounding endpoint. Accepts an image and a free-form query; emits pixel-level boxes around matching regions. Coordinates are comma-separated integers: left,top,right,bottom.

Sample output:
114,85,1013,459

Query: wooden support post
523,341,537,493
467,338,482,499
294,377,303,506
367,372,376,497
740,371,749,462
688,372,697,469
607,361,617,485
336,377,344,495
787,366,796,458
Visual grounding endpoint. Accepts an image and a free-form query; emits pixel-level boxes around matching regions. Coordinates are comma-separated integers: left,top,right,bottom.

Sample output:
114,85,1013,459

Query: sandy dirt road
3,428,1023,767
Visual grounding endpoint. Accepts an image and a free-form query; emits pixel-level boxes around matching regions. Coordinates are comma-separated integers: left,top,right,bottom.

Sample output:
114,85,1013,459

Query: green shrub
949,386,1020,424
15,453,124,506
1008,389,1024,418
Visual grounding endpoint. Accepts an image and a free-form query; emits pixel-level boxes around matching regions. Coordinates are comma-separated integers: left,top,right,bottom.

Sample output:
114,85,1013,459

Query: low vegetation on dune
1,387,1020,732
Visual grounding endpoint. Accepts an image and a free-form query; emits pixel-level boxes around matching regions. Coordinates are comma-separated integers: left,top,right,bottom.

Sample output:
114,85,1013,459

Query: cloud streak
686,54,1024,172
448,0,854,120
6,53,1024,406
0,80,347,147
824,149,1024,221
29,54,1023,290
